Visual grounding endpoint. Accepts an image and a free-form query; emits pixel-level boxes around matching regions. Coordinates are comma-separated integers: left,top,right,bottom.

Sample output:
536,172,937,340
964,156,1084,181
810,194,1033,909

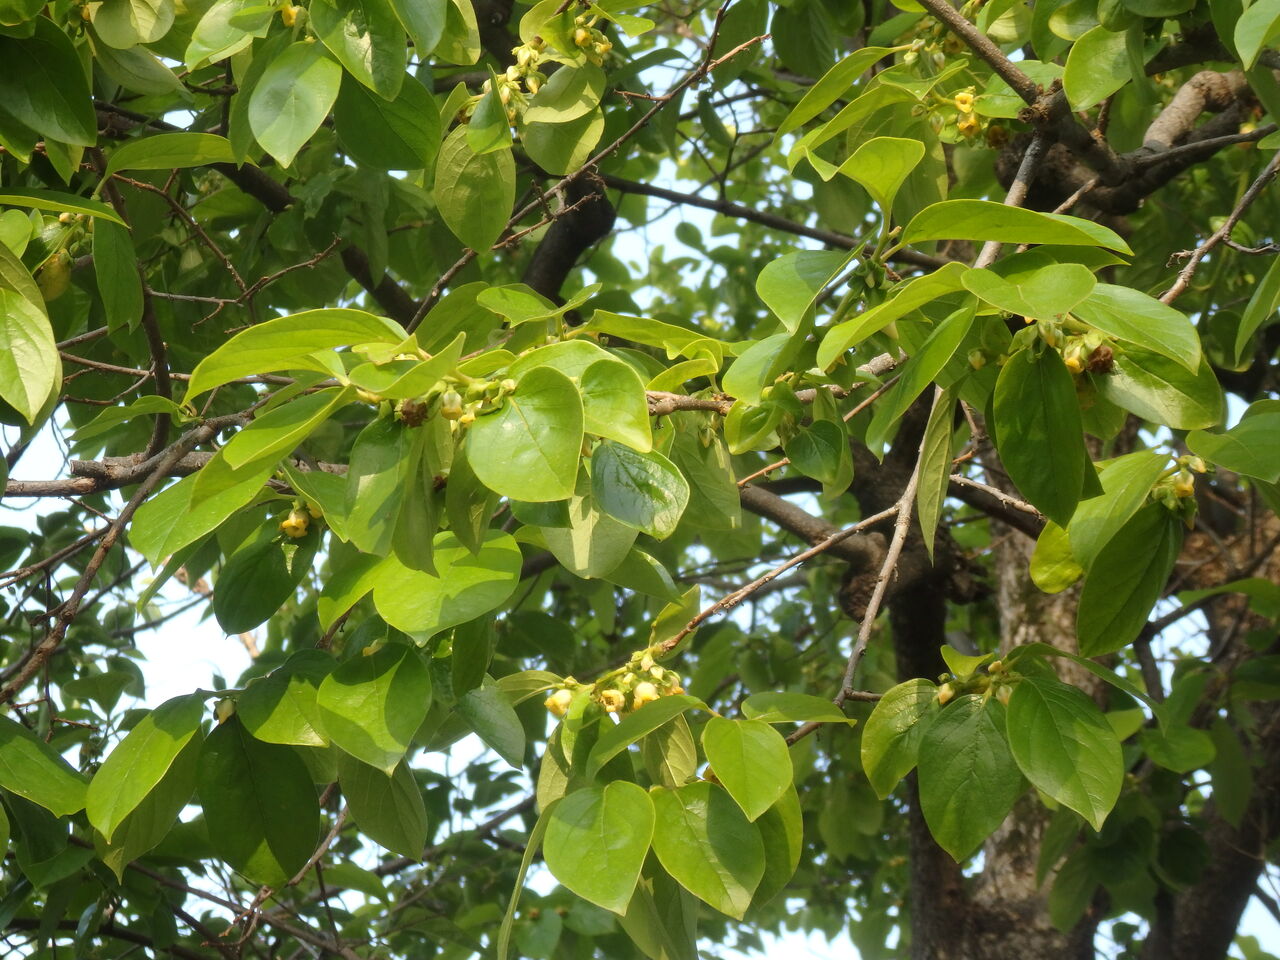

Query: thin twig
1161,150,1280,303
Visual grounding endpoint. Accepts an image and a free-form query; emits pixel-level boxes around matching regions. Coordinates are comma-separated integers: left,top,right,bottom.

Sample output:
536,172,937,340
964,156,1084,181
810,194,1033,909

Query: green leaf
543,782,655,914
1236,0,1280,68
992,348,1087,526
585,695,707,779
741,692,849,724
335,72,440,171
371,531,523,636
524,63,606,123
641,713,698,789
390,0,446,55
184,0,272,68
94,0,173,47
187,309,405,397
1234,251,1280,363
1066,451,1169,567
1094,346,1223,430
702,717,793,822
916,388,955,560
0,287,58,425
722,332,804,405
315,643,432,773
751,787,803,907
590,442,689,540
311,0,405,99
540,486,637,578
1187,410,1280,483
434,125,515,251
1072,284,1200,371
579,357,652,452
248,41,343,168
861,678,940,798
86,694,205,841
343,415,413,556
1077,503,1183,657
775,46,898,139
1030,521,1084,593
755,250,848,332
213,527,318,633
0,189,124,225
337,755,428,858
521,107,604,175
1063,25,1130,109
467,366,583,501
93,220,142,333
837,136,925,213
650,782,764,920
103,133,236,178
457,683,525,768
1006,676,1122,830
902,200,1131,252
917,695,1022,862
222,387,352,470
0,716,88,817
618,866,699,960
238,651,332,747
197,715,320,886
129,453,277,564
866,304,973,454
0,18,97,145
95,734,199,880
817,260,969,368
1140,724,1216,774
962,261,1096,321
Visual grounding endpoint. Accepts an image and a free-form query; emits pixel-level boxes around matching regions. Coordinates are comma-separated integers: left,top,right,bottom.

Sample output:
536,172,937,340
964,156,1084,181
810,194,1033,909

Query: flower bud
574,27,591,46
937,682,955,706
632,681,660,708
544,689,573,717
996,684,1011,705
215,698,236,723
280,509,310,538
440,389,464,420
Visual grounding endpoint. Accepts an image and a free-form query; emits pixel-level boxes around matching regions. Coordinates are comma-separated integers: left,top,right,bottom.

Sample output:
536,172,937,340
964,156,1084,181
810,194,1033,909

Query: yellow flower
632,682,660,708
957,113,981,138
953,90,975,113
544,689,573,717
599,689,625,713
280,509,309,538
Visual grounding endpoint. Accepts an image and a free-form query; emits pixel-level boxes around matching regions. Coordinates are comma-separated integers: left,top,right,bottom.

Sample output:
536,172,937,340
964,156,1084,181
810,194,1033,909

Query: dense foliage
1,0,1279,957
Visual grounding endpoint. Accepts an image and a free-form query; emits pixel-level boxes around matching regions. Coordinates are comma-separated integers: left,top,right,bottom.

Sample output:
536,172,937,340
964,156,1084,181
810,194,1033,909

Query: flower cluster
544,651,685,718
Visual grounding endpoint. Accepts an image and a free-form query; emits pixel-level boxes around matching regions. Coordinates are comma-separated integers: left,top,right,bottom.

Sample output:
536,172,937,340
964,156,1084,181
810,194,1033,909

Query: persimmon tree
1,0,1280,957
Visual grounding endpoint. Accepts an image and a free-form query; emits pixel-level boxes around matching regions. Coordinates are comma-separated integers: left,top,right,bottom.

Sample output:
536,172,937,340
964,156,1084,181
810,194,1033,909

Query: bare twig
1161,150,1280,303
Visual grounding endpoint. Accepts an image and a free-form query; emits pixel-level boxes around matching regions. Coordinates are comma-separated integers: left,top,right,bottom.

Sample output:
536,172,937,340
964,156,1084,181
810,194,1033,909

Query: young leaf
186,309,406,397
903,200,1131,252
1072,284,1201,372
585,694,708,778
238,652,331,747
0,287,57,425
755,250,848,332
103,132,235,178
310,0,406,99
466,366,583,502
650,781,765,919
590,442,690,540
1065,450,1169,567
701,717,793,822
248,41,342,168
434,125,515,251
371,531,523,636
1006,676,1122,830
579,357,652,452
543,781,655,914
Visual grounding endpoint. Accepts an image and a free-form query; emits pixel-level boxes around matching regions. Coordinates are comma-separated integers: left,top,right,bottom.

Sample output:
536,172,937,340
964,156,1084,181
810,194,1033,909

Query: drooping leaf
917,695,1022,862
861,679,939,799
337,754,429,859
1006,676,1122,830
543,781,655,914
248,41,343,168
197,715,320,887
701,717,793,822
315,643,432,773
